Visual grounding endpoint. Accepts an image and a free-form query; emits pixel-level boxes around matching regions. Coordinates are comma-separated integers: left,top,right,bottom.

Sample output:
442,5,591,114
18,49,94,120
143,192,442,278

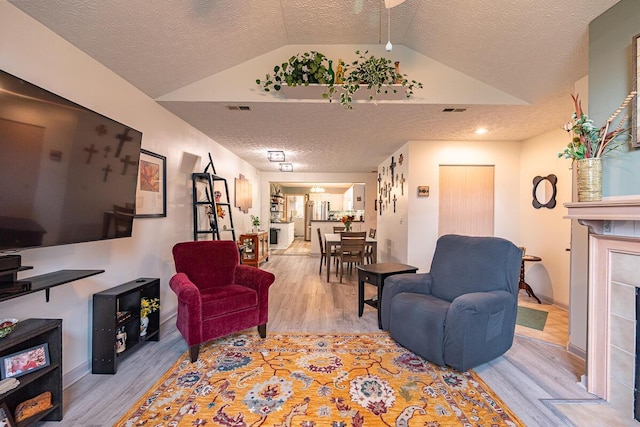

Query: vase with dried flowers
558,91,637,201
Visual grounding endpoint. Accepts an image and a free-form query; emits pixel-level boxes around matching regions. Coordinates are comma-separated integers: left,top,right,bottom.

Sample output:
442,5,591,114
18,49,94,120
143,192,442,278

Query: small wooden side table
520,255,542,304
357,262,418,328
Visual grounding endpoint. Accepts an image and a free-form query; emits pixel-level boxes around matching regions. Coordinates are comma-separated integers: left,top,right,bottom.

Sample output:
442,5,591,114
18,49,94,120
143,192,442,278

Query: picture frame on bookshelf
0,343,50,379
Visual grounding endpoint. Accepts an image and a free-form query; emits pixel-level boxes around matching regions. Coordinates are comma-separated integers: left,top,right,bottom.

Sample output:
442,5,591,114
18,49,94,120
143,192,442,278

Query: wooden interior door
438,165,494,236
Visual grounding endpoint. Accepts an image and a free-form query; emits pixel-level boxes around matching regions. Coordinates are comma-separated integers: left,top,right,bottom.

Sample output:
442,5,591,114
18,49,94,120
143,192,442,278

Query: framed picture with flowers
135,149,167,218
633,33,639,148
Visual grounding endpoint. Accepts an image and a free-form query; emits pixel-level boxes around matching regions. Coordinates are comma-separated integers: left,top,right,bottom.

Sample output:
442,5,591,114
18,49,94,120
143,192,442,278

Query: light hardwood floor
44,240,628,426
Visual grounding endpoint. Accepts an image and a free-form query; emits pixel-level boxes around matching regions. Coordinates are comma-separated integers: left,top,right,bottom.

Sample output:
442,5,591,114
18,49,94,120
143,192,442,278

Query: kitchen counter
269,222,295,249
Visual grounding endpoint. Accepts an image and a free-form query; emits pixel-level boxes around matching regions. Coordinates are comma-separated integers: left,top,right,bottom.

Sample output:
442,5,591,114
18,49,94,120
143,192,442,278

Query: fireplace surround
565,199,640,420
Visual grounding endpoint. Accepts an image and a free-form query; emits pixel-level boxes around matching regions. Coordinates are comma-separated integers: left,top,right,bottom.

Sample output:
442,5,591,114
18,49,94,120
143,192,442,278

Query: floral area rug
115,333,523,426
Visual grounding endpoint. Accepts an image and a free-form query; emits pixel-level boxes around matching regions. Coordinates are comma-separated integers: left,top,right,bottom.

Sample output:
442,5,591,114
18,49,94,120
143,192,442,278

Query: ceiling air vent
226,105,252,111
442,108,467,113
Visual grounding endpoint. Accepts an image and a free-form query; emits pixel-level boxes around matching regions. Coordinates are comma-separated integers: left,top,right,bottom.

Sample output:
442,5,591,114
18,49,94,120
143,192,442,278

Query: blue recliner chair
381,234,522,371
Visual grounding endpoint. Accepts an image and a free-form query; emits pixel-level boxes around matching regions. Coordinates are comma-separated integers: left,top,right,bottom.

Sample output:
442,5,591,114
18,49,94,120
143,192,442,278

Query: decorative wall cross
102,164,113,182
114,128,133,158
399,153,404,165
379,195,383,215
120,155,137,175
389,156,396,185
84,144,98,164
399,173,405,195
104,146,112,158
377,173,382,194
393,194,397,212
387,183,392,203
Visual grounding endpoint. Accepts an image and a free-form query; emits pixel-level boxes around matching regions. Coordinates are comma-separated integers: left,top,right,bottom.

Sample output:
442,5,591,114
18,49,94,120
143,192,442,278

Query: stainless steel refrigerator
304,201,314,241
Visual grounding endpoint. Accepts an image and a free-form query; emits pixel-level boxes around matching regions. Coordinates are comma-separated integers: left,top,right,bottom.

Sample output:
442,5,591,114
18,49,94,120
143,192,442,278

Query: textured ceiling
9,0,622,173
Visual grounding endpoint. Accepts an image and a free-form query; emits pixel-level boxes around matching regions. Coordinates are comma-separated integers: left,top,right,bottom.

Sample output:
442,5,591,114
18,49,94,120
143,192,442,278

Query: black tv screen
0,69,143,250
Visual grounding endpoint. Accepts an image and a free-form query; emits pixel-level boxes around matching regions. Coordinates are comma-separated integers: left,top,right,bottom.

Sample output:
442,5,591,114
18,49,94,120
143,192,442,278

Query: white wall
376,144,410,264
375,134,573,308
518,128,573,307
400,140,522,272
0,3,262,385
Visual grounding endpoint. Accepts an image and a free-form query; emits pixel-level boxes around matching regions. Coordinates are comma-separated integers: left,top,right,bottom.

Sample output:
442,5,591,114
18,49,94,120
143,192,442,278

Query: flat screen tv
0,69,143,251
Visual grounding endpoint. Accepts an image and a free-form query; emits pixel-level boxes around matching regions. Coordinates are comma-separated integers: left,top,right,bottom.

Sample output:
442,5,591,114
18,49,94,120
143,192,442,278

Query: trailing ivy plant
331,50,423,109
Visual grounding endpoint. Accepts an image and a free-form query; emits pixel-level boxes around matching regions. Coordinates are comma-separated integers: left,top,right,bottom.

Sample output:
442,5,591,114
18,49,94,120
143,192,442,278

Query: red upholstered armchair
170,240,276,362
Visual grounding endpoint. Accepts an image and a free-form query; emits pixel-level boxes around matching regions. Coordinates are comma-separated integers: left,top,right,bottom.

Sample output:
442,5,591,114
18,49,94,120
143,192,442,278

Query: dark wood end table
520,255,542,304
357,262,418,329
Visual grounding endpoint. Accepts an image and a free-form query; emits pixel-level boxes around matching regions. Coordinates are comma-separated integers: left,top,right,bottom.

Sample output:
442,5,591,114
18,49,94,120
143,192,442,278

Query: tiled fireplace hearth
565,199,640,421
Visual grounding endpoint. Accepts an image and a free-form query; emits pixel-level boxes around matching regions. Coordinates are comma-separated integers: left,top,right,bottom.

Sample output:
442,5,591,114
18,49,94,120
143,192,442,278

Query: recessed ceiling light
279,163,293,172
475,128,488,135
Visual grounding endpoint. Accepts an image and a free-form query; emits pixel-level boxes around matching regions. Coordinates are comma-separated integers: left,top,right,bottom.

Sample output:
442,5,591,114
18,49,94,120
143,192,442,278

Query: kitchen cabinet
352,184,365,210
342,184,365,210
343,186,353,211
239,232,269,267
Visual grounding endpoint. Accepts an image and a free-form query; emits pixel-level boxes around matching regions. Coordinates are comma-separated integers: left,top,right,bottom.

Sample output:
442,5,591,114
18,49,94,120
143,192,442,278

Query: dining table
323,233,377,282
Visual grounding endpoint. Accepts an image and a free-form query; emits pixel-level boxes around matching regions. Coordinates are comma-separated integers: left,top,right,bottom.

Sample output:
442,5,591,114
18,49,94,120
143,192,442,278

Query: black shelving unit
91,278,160,374
0,318,63,425
192,172,237,241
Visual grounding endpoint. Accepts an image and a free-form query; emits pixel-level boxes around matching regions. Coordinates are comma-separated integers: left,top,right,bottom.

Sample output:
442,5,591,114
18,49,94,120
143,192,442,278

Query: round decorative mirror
532,174,557,209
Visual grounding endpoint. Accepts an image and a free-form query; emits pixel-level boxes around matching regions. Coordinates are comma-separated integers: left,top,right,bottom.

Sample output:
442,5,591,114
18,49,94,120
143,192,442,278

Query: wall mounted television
0,69,143,251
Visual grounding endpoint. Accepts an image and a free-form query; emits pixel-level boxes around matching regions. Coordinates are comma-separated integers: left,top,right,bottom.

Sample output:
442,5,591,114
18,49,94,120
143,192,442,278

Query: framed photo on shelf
0,402,15,427
0,343,50,379
135,149,167,218
633,33,639,148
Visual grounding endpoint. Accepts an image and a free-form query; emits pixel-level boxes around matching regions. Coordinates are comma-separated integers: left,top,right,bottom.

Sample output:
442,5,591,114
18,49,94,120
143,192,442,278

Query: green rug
516,306,548,331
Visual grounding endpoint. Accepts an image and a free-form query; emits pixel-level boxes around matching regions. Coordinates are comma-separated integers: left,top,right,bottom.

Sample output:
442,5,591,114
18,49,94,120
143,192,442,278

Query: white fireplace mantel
564,199,640,234
565,197,640,414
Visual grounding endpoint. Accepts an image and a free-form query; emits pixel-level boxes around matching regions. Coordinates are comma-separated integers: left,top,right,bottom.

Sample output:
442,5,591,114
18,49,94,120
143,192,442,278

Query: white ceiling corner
9,0,622,173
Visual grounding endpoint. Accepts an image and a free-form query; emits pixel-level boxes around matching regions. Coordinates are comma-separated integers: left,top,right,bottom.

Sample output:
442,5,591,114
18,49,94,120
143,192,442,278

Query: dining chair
337,231,366,283
333,226,345,233
365,228,376,264
317,227,337,274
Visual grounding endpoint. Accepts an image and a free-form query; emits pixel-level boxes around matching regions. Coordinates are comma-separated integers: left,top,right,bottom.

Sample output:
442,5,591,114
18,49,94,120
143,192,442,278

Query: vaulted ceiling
10,0,621,173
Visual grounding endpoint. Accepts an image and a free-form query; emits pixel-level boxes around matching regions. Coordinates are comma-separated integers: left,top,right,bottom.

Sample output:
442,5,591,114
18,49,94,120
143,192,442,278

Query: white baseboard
62,309,177,389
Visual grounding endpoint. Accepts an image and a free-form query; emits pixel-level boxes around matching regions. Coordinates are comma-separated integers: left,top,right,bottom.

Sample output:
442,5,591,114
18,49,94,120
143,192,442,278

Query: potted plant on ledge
257,51,332,92
329,50,423,109
257,50,423,109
